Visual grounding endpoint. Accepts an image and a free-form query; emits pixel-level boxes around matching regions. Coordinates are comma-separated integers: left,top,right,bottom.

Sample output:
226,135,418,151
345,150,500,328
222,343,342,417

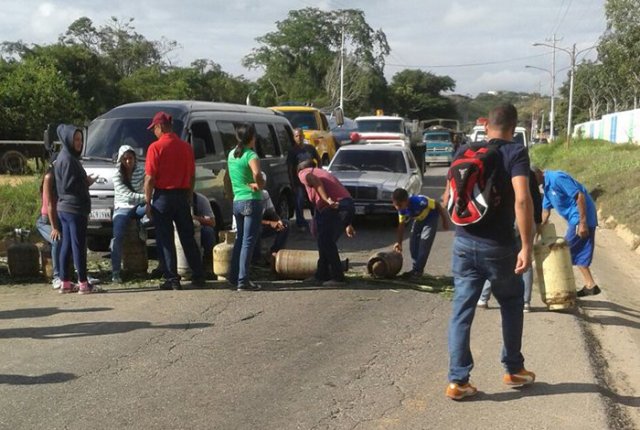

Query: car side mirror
192,137,206,160
334,107,344,126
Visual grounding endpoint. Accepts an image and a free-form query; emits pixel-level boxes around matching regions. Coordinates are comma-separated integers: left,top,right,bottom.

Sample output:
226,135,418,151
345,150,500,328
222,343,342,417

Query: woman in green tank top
227,123,265,291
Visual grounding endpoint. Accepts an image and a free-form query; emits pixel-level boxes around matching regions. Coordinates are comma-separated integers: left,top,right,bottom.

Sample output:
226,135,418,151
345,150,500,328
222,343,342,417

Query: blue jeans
294,186,309,228
110,205,145,276
35,215,61,280
410,213,439,274
152,190,204,283
229,199,263,287
58,211,88,282
201,225,216,264
253,219,290,262
314,198,354,282
479,269,533,304
448,235,525,383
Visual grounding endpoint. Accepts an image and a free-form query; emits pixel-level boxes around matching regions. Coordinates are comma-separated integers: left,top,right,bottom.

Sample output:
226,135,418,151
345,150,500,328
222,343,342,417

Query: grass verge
530,139,640,234
0,175,40,237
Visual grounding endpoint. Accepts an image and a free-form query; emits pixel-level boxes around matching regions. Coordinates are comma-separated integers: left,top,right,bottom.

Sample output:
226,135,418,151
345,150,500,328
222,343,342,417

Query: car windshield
85,117,185,159
281,111,319,130
356,119,403,133
332,150,406,173
424,133,451,142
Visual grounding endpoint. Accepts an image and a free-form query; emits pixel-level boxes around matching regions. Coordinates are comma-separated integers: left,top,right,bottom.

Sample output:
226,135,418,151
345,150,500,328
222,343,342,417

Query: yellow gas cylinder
213,231,235,281
38,243,54,279
175,220,201,278
122,219,148,275
367,251,403,279
532,243,549,303
541,238,576,310
8,229,40,277
274,249,349,280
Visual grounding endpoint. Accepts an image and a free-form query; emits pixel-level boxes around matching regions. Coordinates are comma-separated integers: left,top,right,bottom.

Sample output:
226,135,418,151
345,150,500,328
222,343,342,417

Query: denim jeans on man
200,225,216,264
229,199,263,288
36,215,61,281
314,198,354,282
110,204,146,277
58,211,89,282
448,235,525,384
253,219,290,263
152,190,204,283
479,268,533,305
294,186,310,229
410,213,439,274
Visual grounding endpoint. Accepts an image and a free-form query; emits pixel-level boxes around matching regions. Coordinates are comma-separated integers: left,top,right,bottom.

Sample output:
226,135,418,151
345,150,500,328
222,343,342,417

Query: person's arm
435,201,450,230
575,192,590,238
144,174,155,219
304,172,337,208
43,173,60,241
113,172,145,206
513,175,533,274
248,157,265,191
394,221,405,252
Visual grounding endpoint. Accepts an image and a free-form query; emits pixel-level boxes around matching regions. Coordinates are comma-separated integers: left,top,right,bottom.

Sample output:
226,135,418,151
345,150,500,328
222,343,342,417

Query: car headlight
380,190,393,200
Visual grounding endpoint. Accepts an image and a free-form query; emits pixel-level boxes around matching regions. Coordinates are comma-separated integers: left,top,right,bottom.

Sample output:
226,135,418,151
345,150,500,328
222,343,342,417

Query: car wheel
2,150,28,175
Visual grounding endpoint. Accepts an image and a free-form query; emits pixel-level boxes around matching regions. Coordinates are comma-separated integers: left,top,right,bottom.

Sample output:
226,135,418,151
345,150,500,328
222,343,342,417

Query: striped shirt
113,163,145,209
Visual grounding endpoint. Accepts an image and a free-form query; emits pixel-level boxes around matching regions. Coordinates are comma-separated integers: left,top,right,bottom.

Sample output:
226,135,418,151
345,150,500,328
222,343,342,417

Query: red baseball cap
147,111,172,129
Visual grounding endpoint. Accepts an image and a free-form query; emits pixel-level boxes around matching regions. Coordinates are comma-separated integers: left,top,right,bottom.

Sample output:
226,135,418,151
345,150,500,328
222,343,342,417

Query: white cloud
442,1,488,27
29,2,85,39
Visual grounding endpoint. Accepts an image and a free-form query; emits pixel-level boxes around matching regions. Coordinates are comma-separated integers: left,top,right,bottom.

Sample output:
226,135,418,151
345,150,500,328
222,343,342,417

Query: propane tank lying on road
367,251,403,279
8,228,39,277
533,223,576,311
274,249,349,280
213,231,235,281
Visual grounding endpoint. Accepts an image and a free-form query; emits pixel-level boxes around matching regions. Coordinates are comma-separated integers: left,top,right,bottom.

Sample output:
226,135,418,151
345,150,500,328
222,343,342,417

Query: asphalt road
0,166,615,429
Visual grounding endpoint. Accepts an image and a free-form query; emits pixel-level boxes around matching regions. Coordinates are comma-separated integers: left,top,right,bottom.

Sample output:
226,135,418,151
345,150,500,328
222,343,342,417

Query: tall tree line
0,9,458,140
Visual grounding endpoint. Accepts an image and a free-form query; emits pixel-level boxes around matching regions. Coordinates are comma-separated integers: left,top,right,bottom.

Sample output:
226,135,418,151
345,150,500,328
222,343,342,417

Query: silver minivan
69,101,296,251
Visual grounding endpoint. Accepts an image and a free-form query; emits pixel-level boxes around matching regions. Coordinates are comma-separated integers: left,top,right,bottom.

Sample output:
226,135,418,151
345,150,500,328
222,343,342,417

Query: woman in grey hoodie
54,125,97,293
110,145,146,283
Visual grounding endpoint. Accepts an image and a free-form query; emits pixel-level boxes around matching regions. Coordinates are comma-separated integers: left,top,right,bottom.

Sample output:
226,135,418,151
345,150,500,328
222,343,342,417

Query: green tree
0,56,79,139
389,69,456,120
243,7,390,113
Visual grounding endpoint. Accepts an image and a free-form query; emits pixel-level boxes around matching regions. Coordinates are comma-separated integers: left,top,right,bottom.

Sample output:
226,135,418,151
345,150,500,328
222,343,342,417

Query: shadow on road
0,372,77,385
0,307,113,320
577,299,640,331
0,321,212,339
475,381,640,407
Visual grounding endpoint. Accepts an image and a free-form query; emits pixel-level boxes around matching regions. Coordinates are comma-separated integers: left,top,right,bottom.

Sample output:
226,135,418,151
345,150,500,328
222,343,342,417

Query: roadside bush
0,176,40,238
530,139,640,234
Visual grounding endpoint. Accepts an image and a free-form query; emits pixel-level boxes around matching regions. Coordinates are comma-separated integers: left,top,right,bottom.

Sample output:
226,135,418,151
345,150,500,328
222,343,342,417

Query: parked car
423,126,455,166
328,143,423,216
75,100,296,251
269,105,338,165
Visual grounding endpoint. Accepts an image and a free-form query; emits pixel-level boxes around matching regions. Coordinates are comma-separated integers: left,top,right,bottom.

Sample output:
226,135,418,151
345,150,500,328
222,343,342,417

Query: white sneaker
88,276,100,285
477,300,488,309
52,278,62,289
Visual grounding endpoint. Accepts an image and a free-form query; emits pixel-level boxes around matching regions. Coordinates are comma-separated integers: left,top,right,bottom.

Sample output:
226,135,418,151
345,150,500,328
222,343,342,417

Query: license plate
90,208,112,221
355,206,366,215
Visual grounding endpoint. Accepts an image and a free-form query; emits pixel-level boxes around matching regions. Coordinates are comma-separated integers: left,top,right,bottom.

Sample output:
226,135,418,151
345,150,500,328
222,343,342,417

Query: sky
0,0,607,97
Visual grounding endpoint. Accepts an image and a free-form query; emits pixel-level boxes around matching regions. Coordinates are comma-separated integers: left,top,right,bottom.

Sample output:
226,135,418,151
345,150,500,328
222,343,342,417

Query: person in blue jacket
54,125,98,294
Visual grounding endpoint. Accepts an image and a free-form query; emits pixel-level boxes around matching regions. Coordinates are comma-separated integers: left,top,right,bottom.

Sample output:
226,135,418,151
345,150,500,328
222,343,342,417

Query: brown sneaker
503,369,536,386
445,382,478,400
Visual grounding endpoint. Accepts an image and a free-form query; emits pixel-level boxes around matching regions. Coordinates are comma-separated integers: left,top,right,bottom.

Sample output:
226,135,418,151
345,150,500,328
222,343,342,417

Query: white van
469,125,528,148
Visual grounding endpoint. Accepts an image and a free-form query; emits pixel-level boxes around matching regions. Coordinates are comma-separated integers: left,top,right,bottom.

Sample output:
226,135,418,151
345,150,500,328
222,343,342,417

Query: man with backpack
444,104,535,400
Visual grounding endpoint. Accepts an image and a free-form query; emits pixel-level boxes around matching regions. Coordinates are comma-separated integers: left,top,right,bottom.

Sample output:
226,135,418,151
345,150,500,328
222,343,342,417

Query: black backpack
446,140,504,226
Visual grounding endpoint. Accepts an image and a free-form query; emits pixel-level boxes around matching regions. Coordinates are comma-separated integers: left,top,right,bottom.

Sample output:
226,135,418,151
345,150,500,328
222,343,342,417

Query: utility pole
566,43,576,147
550,33,558,141
339,16,345,111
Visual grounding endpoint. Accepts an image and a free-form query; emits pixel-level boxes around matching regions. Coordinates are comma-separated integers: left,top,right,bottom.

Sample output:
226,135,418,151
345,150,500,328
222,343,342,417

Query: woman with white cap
110,145,146,283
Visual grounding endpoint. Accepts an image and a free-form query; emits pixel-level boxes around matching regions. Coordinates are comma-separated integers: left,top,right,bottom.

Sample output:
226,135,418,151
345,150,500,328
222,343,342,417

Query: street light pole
550,35,557,141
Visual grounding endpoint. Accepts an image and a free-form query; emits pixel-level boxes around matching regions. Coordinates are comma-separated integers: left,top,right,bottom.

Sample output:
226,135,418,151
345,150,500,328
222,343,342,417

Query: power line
552,0,574,36
386,52,551,69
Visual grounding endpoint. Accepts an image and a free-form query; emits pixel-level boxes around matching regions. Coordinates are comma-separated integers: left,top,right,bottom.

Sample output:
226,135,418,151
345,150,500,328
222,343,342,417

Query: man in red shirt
297,160,355,286
144,111,205,290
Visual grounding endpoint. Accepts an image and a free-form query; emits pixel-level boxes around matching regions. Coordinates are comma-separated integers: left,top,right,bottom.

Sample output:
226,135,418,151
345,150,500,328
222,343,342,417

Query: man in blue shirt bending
533,168,600,297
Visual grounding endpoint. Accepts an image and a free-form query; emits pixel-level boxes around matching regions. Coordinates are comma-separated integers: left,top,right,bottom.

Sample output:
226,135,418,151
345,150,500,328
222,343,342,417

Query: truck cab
423,126,455,165
269,105,338,165
354,115,411,147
